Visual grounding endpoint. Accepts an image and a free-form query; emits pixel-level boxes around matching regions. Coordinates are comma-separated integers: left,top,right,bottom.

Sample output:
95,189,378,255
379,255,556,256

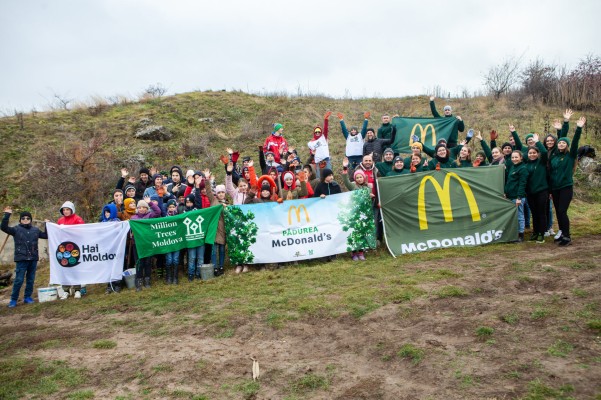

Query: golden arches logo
288,205,310,225
409,123,436,147
417,173,480,230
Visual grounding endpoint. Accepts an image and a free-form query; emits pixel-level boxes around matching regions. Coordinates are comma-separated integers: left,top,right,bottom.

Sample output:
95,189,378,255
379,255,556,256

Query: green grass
397,344,425,365
547,340,574,358
501,312,520,325
587,319,601,332
290,373,330,392
435,285,468,298
531,307,551,320
233,379,260,398
522,379,575,400
475,326,494,338
92,339,117,349
67,390,95,399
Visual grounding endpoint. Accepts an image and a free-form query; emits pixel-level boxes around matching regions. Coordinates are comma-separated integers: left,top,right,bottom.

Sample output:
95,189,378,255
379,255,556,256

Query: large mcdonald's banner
129,206,223,258
391,116,457,153
224,190,376,264
378,166,518,256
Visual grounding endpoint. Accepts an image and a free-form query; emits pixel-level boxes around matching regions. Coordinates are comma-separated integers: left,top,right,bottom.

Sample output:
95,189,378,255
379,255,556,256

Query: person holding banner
427,143,458,170
429,96,465,148
57,201,86,299
279,171,308,200
2,207,48,308
130,196,162,290
101,203,125,293
204,170,228,276
377,114,393,140
549,116,585,247
505,150,530,242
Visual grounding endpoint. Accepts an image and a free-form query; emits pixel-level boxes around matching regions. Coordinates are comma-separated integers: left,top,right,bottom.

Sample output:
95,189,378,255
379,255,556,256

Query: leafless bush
144,83,168,99
484,56,521,99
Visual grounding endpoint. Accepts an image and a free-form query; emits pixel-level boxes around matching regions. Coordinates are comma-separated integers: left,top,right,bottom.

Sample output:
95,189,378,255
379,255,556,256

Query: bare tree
53,93,73,110
520,58,558,103
484,56,521,99
144,83,168,99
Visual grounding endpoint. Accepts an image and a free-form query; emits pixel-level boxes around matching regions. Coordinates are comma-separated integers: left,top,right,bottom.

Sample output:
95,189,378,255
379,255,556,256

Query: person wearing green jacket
387,156,409,176
427,143,459,170
403,142,427,170
454,146,473,168
524,135,549,243
376,148,395,177
429,95,465,148
549,116,585,247
377,114,393,140
505,150,529,242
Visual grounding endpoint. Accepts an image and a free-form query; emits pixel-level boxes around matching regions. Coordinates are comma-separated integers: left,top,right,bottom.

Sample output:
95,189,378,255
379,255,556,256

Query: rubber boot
165,265,172,285
173,265,179,285
144,276,151,288
135,278,143,292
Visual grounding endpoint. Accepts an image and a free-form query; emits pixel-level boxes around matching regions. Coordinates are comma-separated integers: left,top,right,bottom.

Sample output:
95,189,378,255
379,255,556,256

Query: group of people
2,97,587,307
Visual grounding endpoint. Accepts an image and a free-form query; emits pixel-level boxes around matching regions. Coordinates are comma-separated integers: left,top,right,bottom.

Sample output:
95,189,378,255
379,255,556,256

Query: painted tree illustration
224,206,258,264
337,189,377,251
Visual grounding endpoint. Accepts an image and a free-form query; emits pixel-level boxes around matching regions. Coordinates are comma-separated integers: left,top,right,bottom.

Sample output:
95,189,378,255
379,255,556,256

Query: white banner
47,221,130,285
224,190,376,264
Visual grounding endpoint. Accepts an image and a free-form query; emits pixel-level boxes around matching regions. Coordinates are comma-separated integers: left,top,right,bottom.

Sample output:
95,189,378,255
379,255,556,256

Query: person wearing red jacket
57,201,85,299
263,123,289,164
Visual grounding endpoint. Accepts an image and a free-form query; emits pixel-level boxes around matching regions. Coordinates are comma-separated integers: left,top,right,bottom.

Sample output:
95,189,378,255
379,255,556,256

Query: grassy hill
0,91,601,399
1,90,600,219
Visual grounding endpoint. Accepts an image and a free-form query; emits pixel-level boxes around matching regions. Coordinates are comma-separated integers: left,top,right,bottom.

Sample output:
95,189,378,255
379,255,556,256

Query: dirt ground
1,236,601,400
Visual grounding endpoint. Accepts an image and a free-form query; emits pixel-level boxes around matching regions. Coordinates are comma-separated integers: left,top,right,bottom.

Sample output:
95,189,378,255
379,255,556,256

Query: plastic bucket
200,264,215,281
122,268,137,289
38,287,58,303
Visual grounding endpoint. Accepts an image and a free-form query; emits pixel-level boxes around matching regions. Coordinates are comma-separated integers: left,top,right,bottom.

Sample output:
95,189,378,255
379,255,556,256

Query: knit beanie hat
185,169,195,178
150,194,160,202
215,184,226,193
273,123,283,134
151,173,162,184
353,170,366,180
501,142,513,150
443,105,452,112
166,199,177,207
283,171,294,182
524,133,534,143
139,167,150,176
113,189,123,195
437,138,448,145
185,194,195,203
124,198,136,209
321,168,334,180
393,156,404,164
137,200,149,209
383,148,394,156
260,180,271,192
557,137,571,146
20,211,32,220
124,184,136,195
411,142,423,151
475,150,486,159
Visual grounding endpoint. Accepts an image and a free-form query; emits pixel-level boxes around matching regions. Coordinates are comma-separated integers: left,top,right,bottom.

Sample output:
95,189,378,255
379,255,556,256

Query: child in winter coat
205,170,229,276
57,201,85,299
101,203,124,294
279,171,308,200
130,197,162,290
2,207,48,308
313,169,342,198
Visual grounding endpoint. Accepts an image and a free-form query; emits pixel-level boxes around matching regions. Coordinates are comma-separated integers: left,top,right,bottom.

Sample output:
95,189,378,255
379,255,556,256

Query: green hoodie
504,162,529,199
549,126,581,190
376,160,393,177
525,142,549,195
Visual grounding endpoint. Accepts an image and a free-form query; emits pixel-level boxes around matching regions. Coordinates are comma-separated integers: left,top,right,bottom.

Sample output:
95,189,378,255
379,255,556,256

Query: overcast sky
1,0,599,112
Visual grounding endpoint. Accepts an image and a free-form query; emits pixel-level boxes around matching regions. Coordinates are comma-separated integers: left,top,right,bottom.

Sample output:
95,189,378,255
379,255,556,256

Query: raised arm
429,96,441,118
509,125,523,150
323,111,331,139
361,112,370,138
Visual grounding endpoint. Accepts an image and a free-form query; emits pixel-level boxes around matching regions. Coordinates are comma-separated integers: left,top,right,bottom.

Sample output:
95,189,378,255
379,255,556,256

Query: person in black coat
313,169,342,198
1,207,49,308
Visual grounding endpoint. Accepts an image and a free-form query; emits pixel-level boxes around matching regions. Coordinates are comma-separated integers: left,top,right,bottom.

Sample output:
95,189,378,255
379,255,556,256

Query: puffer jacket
1,213,48,261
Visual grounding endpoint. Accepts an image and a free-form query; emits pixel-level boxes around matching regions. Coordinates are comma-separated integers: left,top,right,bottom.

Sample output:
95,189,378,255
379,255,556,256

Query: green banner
378,166,518,255
391,116,457,153
129,206,222,258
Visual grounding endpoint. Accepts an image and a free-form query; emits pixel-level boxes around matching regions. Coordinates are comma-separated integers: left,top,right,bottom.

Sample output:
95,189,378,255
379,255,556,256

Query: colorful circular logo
56,241,80,267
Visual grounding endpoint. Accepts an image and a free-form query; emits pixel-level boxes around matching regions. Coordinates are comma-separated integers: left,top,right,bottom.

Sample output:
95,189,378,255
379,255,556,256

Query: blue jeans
523,197,531,228
547,199,554,230
211,243,225,268
514,198,525,233
314,158,332,179
165,251,180,267
11,260,37,301
347,155,362,172
187,246,204,277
